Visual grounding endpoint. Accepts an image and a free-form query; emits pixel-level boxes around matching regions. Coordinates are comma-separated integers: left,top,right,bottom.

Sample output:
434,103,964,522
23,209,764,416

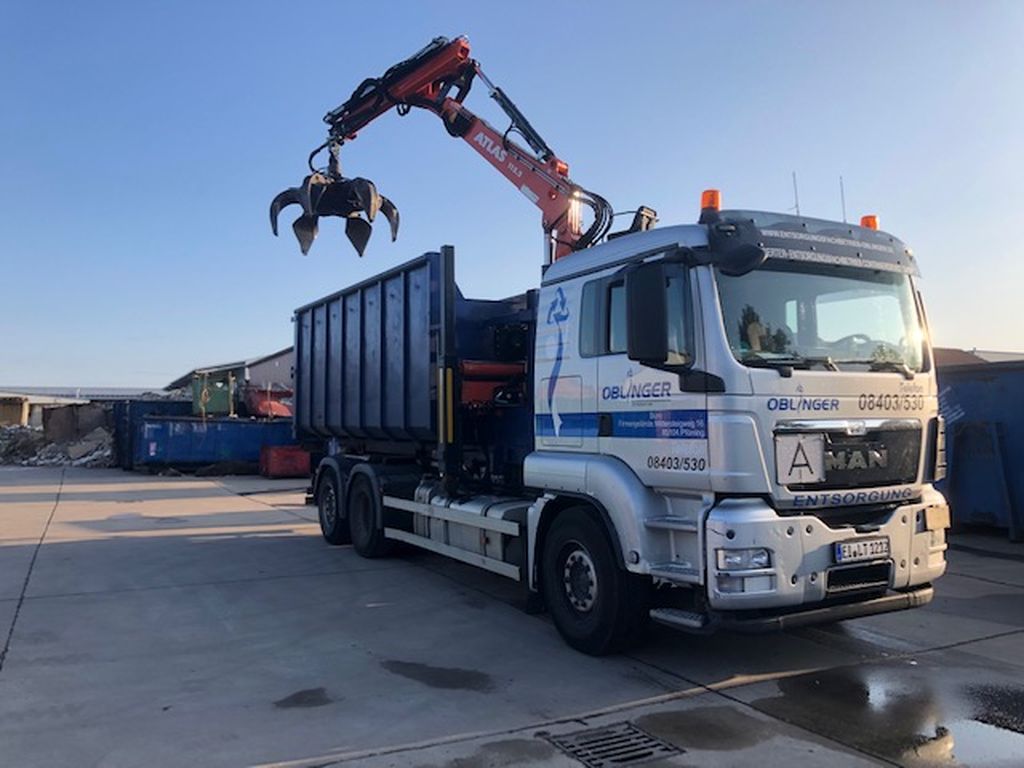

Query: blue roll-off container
292,248,536,484
293,251,440,442
937,361,1024,541
112,399,192,469
133,416,295,467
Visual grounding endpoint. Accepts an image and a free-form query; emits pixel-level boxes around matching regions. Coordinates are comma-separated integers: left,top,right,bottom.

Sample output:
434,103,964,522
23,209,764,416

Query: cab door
593,261,711,490
534,281,599,453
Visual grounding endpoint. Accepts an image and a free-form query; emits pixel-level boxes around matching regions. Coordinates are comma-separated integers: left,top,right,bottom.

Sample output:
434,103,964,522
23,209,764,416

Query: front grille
789,427,921,490
827,561,892,594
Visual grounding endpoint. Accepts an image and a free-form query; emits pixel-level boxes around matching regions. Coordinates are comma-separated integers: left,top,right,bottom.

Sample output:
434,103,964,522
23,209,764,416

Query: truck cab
526,207,948,647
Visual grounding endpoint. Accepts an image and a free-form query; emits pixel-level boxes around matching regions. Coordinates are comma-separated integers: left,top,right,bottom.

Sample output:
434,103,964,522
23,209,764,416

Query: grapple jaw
270,173,399,256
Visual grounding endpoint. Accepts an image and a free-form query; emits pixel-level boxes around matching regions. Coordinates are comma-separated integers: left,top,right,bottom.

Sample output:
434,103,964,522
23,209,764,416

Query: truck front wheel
316,472,350,545
347,474,393,558
541,507,648,655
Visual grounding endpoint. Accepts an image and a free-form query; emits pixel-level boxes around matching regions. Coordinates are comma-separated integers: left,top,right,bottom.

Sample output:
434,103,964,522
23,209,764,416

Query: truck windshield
716,261,924,373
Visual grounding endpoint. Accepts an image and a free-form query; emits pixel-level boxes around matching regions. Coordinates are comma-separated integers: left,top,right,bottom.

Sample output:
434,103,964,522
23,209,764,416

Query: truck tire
348,474,393,558
317,472,350,545
541,506,649,655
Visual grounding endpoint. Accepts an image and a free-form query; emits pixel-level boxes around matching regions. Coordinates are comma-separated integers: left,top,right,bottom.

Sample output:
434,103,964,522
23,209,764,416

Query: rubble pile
0,427,47,463
0,425,114,468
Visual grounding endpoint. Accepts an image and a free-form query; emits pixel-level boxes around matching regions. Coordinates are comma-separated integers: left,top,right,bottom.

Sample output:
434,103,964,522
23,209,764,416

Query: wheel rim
319,484,337,530
561,541,598,613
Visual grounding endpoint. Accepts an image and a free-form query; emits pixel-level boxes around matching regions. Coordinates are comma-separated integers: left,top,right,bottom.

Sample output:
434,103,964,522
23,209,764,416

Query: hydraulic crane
270,36,647,263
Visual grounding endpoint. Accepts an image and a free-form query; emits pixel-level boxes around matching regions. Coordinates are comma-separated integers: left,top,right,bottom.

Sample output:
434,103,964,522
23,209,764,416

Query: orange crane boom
271,36,615,263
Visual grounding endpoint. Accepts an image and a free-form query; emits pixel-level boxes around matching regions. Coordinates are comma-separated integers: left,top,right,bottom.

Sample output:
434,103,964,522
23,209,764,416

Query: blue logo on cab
767,397,840,412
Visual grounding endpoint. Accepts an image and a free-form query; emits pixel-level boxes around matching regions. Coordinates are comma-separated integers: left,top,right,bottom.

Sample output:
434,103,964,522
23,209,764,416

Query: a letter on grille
546,722,682,767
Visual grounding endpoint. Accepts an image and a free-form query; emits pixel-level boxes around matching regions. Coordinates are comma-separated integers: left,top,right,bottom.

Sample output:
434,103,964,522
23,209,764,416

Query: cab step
649,562,700,583
644,516,699,533
649,607,709,631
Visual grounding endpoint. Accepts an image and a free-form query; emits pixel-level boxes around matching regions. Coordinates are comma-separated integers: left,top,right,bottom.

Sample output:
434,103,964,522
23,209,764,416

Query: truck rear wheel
541,507,648,655
317,472,350,545
348,474,393,558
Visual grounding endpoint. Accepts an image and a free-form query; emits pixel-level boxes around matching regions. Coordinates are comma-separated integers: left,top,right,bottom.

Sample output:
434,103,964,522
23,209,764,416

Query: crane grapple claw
292,214,319,256
345,217,373,257
380,196,400,242
269,173,400,255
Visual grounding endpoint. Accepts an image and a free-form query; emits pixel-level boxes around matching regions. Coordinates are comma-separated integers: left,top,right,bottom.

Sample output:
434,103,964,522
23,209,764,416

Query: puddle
634,706,773,751
273,687,332,708
380,659,494,692
752,664,1024,766
935,719,1024,766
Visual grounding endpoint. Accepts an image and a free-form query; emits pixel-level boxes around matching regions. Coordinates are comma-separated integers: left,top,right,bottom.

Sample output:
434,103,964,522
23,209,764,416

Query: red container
259,445,311,478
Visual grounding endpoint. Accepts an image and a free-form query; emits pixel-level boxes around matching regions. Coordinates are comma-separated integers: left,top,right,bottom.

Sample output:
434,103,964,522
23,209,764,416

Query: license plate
775,434,825,485
834,537,890,563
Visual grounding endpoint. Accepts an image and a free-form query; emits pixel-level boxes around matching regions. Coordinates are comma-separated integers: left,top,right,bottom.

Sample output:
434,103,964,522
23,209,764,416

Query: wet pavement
741,658,1024,766
0,467,1021,767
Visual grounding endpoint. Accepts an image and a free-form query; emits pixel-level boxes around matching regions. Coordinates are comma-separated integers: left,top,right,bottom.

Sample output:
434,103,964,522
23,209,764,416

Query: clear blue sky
2,1,1022,387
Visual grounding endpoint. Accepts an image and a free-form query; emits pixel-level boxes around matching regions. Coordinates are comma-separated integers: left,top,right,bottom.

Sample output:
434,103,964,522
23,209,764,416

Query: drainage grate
546,722,682,768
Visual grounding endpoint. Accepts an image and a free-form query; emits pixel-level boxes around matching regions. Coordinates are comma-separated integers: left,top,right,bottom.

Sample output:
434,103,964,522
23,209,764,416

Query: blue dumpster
938,361,1024,541
112,399,192,469
133,416,295,468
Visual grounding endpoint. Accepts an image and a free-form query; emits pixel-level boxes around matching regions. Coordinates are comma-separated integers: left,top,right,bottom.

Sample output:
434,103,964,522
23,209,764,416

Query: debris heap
0,425,114,468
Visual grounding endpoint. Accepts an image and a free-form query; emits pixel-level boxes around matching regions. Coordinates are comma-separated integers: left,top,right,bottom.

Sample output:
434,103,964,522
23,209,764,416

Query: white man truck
278,35,948,654
296,200,949,655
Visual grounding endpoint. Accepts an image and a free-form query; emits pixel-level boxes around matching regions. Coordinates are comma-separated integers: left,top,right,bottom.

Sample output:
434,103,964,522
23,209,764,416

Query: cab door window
608,283,626,353
581,265,692,363
666,273,692,365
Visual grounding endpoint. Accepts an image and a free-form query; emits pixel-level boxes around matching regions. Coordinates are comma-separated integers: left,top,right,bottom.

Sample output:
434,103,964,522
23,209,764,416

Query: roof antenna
840,175,847,223
791,171,801,216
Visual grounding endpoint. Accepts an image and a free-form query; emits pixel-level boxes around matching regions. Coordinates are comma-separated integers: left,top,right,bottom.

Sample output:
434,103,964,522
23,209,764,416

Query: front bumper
649,584,935,634
714,584,934,632
704,487,948,611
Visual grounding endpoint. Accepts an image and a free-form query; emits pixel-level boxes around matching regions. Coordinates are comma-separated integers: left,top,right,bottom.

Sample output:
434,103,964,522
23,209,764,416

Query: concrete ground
0,467,1022,768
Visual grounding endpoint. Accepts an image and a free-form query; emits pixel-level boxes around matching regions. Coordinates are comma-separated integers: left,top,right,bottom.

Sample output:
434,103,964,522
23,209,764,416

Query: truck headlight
716,547,771,570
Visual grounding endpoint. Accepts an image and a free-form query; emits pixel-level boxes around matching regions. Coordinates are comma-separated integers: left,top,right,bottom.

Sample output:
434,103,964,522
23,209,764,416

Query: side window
608,282,626,354
578,263,693,360
666,274,693,365
579,281,600,356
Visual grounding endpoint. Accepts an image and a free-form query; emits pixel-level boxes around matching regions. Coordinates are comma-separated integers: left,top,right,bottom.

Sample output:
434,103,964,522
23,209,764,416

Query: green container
191,373,235,416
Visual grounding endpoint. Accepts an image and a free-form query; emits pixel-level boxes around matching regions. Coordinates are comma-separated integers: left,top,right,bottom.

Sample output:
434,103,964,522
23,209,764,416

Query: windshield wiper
741,353,796,378
867,359,916,379
801,355,840,372
833,358,916,380
741,353,839,377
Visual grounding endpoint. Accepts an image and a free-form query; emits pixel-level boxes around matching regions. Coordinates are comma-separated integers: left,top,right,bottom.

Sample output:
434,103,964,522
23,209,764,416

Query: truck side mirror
626,261,668,365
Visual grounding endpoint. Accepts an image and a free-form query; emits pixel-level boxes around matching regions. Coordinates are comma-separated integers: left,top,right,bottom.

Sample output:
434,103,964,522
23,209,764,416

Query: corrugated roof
165,347,293,391
972,349,1024,363
933,348,988,368
0,386,163,402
